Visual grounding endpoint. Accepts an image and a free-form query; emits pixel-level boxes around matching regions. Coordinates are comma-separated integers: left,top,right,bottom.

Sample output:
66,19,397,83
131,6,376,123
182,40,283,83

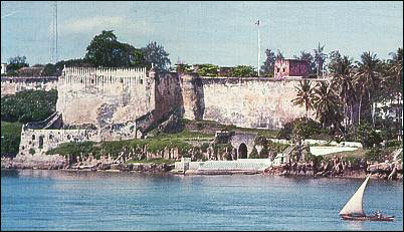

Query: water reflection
1,169,19,178
344,221,364,230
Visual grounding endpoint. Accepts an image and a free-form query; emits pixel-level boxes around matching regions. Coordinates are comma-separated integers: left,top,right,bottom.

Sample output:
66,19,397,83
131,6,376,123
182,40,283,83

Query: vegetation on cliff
1,121,22,157
1,89,58,123
1,89,58,157
46,130,212,159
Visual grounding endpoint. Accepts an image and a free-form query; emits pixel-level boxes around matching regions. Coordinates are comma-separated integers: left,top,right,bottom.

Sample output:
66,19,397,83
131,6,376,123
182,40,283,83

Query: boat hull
341,215,395,222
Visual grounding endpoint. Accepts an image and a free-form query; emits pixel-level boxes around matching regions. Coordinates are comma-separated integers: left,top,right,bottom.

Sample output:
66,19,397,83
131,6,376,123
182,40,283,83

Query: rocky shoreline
2,156,402,181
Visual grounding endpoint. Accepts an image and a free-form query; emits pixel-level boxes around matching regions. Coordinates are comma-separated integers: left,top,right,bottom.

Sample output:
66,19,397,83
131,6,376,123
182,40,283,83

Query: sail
339,175,371,215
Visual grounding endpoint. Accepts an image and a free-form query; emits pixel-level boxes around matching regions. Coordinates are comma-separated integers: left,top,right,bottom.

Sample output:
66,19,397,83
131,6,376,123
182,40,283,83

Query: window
32,135,35,140
39,136,44,149
282,68,286,72
277,67,280,73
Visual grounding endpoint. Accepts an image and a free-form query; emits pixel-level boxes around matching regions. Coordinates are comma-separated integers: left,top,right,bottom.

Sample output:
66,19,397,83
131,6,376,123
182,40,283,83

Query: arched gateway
238,143,248,159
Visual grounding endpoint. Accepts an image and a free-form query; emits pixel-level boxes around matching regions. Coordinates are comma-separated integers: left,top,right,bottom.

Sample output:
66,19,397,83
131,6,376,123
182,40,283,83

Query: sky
1,1,403,68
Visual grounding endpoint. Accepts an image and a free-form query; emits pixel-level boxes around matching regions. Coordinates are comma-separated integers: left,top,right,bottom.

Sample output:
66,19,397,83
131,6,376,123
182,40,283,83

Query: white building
1,63,7,75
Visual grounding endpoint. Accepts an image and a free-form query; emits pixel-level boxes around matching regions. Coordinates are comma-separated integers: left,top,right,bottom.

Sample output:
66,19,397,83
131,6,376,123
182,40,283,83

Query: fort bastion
4,67,327,157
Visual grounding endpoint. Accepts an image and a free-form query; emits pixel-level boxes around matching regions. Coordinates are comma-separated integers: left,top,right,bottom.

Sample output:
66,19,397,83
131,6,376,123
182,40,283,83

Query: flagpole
256,19,261,77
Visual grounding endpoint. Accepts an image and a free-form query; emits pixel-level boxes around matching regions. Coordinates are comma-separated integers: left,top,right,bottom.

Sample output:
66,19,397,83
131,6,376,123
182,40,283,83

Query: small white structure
1,63,7,74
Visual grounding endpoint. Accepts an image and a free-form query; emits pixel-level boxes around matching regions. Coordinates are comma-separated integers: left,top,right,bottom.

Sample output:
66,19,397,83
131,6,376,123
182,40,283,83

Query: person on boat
375,210,382,218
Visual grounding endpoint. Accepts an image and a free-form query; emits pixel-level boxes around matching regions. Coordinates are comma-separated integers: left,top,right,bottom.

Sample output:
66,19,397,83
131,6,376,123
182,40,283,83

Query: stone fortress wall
56,67,153,141
18,127,100,157
181,76,327,130
1,76,58,96
6,67,328,157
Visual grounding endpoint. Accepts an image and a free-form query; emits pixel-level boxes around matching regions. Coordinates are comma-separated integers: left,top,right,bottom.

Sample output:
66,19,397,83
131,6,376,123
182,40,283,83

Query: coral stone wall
154,72,184,119
183,76,326,130
17,128,100,157
1,77,58,97
56,67,154,140
180,74,205,120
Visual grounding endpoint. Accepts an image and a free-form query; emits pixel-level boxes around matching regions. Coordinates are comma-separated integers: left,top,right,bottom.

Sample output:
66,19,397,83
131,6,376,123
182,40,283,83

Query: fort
1,76,58,96
4,66,328,158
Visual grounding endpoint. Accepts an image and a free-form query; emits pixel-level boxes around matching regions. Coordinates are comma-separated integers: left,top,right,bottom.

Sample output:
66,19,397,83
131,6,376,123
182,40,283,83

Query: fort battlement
61,67,148,84
1,76,58,96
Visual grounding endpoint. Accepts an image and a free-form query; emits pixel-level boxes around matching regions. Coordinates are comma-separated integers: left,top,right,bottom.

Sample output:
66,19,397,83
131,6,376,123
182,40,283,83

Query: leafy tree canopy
7,56,29,73
142,41,171,72
230,65,257,77
260,49,276,76
195,64,219,77
84,30,138,67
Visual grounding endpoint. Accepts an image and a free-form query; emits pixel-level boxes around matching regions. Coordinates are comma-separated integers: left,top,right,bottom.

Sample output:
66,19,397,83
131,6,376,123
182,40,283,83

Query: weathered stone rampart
181,76,328,129
1,76,58,96
6,67,331,158
56,67,152,141
17,127,100,157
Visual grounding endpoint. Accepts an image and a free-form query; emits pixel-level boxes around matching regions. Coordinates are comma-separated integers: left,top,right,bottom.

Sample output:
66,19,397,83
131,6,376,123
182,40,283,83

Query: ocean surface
1,169,403,231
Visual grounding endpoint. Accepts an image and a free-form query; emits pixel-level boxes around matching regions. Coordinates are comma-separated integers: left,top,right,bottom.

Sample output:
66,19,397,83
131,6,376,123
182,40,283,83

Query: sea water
1,170,402,231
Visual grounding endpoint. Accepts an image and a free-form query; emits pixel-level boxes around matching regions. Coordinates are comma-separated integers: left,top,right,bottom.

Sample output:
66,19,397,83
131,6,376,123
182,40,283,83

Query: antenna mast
51,1,58,63
256,19,261,77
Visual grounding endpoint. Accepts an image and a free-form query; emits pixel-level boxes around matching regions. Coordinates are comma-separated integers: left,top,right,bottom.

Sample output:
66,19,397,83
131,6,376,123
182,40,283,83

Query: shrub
1,89,58,123
277,117,323,140
1,121,22,157
196,64,219,77
249,146,259,159
357,123,383,148
258,146,269,158
229,65,257,77
365,148,383,162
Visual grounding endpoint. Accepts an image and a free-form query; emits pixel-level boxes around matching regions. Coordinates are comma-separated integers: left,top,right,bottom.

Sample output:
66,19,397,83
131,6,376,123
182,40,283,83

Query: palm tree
331,55,356,127
292,80,315,118
388,48,403,140
355,51,381,127
312,81,343,131
313,43,327,77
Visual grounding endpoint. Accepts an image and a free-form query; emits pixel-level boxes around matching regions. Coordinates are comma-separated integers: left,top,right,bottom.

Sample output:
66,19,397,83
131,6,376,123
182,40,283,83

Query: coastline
2,157,401,181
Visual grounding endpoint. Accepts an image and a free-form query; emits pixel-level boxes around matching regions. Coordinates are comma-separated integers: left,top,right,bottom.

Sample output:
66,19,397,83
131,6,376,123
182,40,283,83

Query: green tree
387,48,403,140
355,51,381,127
195,64,219,77
260,49,276,76
7,56,29,73
276,49,284,60
329,52,356,129
292,80,315,118
176,63,192,74
312,82,343,132
230,65,257,77
142,41,171,72
313,43,327,77
132,49,148,68
84,30,137,67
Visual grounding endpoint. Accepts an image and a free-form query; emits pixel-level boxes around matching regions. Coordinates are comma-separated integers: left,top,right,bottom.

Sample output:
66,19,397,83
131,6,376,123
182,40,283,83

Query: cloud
61,16,155,39
63,16,125,34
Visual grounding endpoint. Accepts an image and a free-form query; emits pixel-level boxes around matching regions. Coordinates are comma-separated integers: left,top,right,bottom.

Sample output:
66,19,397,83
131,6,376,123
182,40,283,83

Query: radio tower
51,1,58,63
255,19,261,77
